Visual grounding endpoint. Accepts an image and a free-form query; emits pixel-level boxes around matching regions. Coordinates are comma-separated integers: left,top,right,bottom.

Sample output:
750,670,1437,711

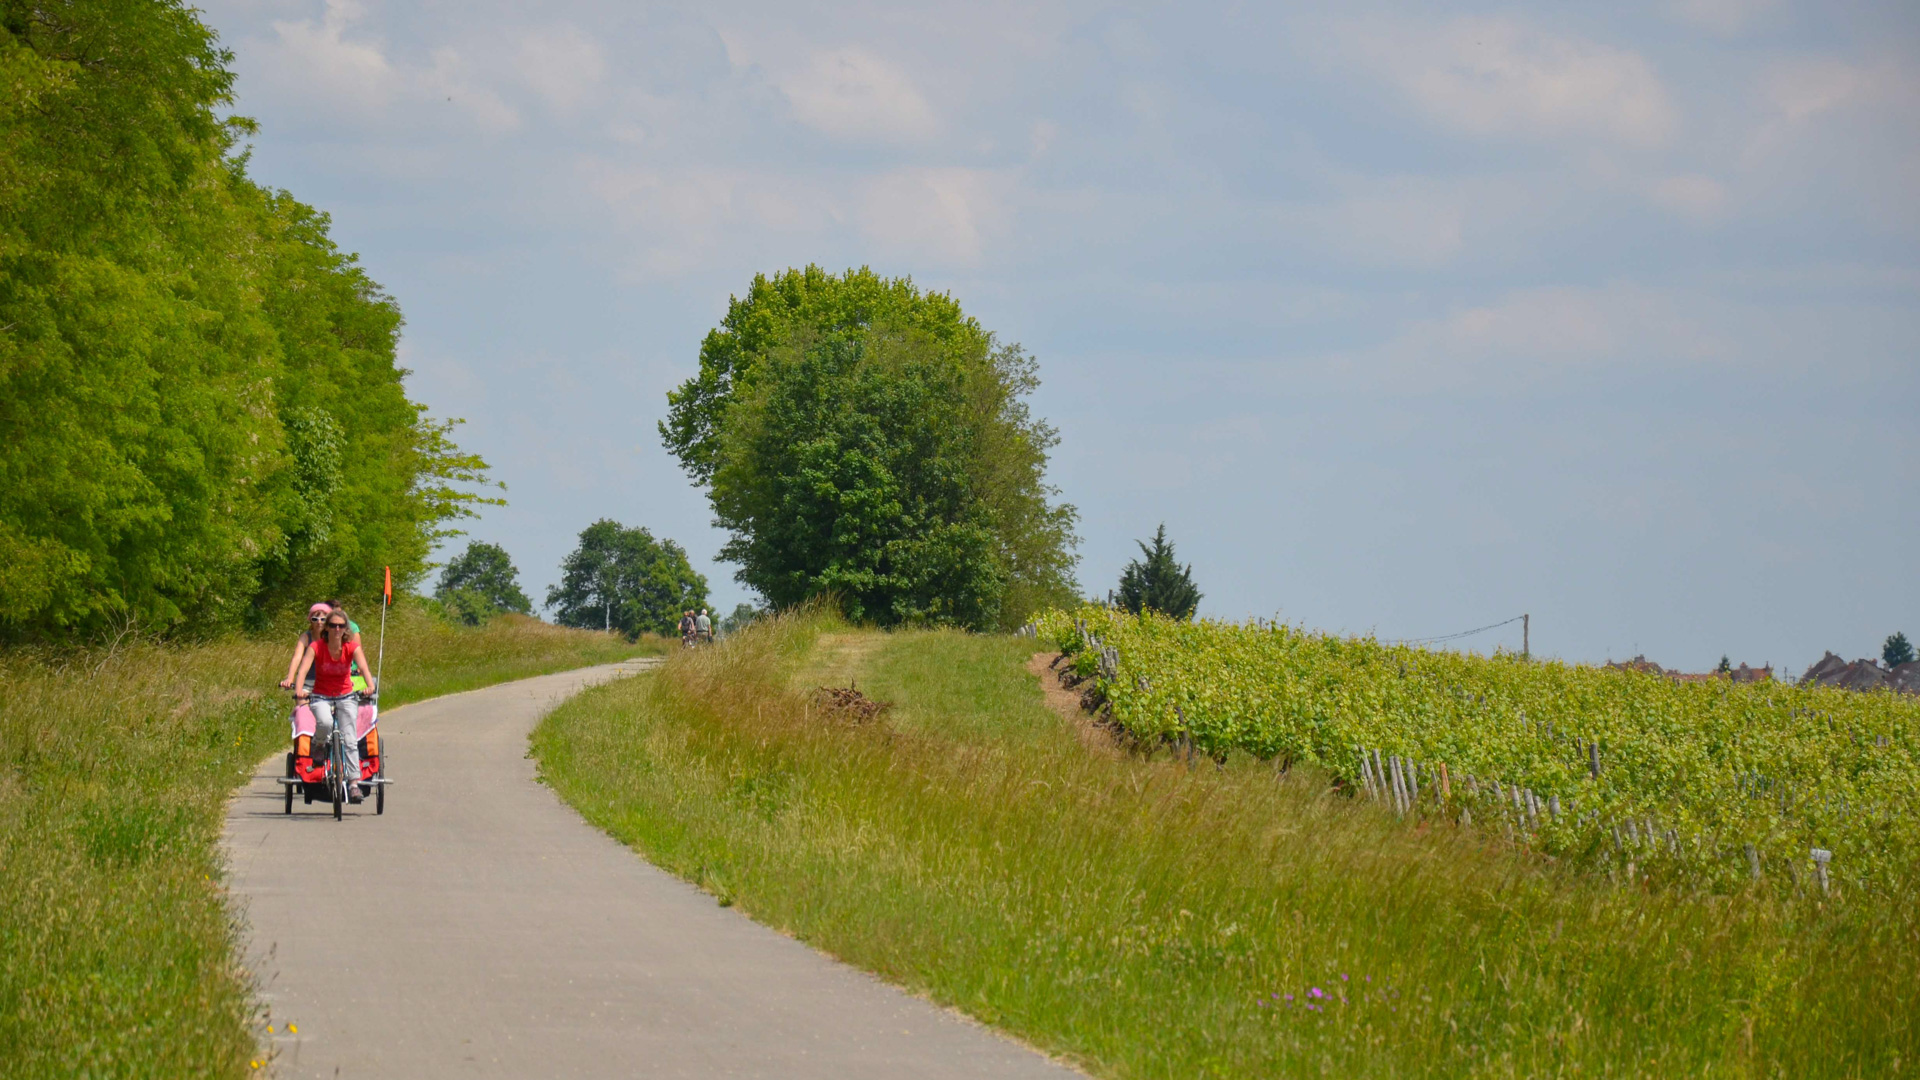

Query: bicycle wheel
283,752,295,814
375,750,386,815
331,729,345,820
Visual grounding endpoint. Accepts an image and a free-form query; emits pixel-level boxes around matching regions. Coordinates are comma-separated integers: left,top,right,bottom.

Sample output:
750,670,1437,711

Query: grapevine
1035,607,1920,895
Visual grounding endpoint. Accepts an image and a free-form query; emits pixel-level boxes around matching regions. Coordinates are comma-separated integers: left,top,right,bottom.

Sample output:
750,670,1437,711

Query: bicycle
278,689,389,818
326,708,351,819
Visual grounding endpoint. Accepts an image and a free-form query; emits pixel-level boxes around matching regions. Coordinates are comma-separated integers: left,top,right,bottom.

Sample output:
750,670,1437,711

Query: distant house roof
1605,655,1772,685
1799,651,1920,696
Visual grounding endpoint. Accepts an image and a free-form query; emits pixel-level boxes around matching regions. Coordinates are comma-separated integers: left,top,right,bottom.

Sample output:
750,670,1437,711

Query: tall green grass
0,605,650,1079
534,611,1918,1078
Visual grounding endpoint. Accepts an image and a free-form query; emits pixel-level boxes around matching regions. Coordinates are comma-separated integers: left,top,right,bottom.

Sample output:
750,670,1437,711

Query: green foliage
663,265,983,483
546,520,707,638
712,330,1003,627
1717,654,1732,674
0,1,497,642
435,541,532,625
1112,523,1201,620
535,615,1919,1077
1041,606,1920,895
0,606,646,1078
669,266,1078,630
1886,632,1914,669
719,602,762,635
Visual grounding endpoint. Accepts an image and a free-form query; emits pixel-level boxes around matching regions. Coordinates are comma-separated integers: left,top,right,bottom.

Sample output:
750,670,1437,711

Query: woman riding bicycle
279,602,362,690
292,608,378,803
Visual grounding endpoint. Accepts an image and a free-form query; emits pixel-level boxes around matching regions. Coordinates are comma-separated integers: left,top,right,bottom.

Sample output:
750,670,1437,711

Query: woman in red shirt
293,609,379,802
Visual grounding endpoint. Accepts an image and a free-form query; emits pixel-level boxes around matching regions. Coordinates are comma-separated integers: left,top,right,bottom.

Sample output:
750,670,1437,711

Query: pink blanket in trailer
288,701,377,739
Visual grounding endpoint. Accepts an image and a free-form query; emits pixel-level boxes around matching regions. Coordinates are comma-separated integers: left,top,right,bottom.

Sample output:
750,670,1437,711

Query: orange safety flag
383,566,392,605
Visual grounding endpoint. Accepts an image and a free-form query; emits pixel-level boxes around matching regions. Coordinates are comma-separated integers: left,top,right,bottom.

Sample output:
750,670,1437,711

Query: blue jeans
308,694,361,784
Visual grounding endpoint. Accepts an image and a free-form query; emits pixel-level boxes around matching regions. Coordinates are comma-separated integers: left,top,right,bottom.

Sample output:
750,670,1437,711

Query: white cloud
260,0,395,113
1650,174,1728,220
1333,16,1679,148
580,161,842,277
1765,58,1900,124
1337,284,1730,391
1667,0,1783,35
1028,119,1058,156
252,1,517,130
780,46,937,142
1739,57,1920,219
515,25,607,114
422,47,519,131
1280,184,1468,268
858,167,1007,263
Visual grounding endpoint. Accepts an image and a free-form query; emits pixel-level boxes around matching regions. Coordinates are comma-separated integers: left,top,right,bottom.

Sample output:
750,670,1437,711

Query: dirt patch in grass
1024,651,1122,757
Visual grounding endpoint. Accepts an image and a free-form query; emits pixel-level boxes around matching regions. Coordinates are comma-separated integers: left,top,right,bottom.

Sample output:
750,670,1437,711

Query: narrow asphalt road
223,660,1079,1079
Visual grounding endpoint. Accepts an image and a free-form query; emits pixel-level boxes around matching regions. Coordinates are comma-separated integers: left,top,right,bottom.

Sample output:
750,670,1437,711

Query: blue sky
199,0,1918,671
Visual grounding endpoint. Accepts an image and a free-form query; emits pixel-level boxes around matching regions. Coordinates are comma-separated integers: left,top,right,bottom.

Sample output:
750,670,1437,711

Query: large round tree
435,540,532,624
661,267,1078,629
545,520,707,638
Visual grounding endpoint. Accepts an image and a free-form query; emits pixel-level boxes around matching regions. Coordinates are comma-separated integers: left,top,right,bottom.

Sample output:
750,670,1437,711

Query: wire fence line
1390,614,1527,647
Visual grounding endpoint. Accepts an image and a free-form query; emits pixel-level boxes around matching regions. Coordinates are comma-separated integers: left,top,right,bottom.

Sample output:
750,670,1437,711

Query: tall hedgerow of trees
661,266,1079,629
0,2,497,641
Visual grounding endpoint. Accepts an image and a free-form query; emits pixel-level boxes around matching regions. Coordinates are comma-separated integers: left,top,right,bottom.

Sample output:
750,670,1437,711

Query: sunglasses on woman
326,621,348,631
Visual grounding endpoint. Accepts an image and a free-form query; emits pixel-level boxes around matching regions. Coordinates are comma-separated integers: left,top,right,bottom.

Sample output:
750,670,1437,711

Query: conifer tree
1113,524,1201,620
1886,632,1915,668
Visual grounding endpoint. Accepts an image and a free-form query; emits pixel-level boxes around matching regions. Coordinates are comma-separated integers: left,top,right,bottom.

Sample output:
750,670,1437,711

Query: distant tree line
436,524,708,639
0,2,496,641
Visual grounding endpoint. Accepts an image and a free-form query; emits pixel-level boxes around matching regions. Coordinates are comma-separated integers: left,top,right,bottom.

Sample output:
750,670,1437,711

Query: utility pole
1523,613,1530,659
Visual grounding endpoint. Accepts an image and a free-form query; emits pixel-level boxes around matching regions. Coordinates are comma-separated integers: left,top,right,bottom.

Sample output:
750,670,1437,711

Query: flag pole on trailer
377,566,390,692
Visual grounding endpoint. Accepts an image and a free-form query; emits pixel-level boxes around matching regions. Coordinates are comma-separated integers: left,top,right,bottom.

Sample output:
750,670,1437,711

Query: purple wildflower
1341,974,1349,982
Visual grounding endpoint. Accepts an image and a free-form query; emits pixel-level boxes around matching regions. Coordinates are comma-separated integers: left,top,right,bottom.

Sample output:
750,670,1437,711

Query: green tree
435,541,532,625
1716,656,1732,674
0,2,498,640
1113,524,1202,620
546,520,707,638
719,602,762,635
1886,632,1915,668
664,267,1078,629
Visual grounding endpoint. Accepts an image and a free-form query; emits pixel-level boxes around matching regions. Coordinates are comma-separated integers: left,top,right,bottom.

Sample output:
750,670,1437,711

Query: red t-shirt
311,639,359,697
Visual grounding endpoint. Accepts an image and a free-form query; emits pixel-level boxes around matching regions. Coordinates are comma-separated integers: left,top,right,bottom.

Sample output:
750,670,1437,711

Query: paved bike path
223,661,1078,1078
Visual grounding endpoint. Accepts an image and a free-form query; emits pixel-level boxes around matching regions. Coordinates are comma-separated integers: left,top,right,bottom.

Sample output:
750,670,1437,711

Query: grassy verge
0,605,651,1079
533,611,1917,1078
